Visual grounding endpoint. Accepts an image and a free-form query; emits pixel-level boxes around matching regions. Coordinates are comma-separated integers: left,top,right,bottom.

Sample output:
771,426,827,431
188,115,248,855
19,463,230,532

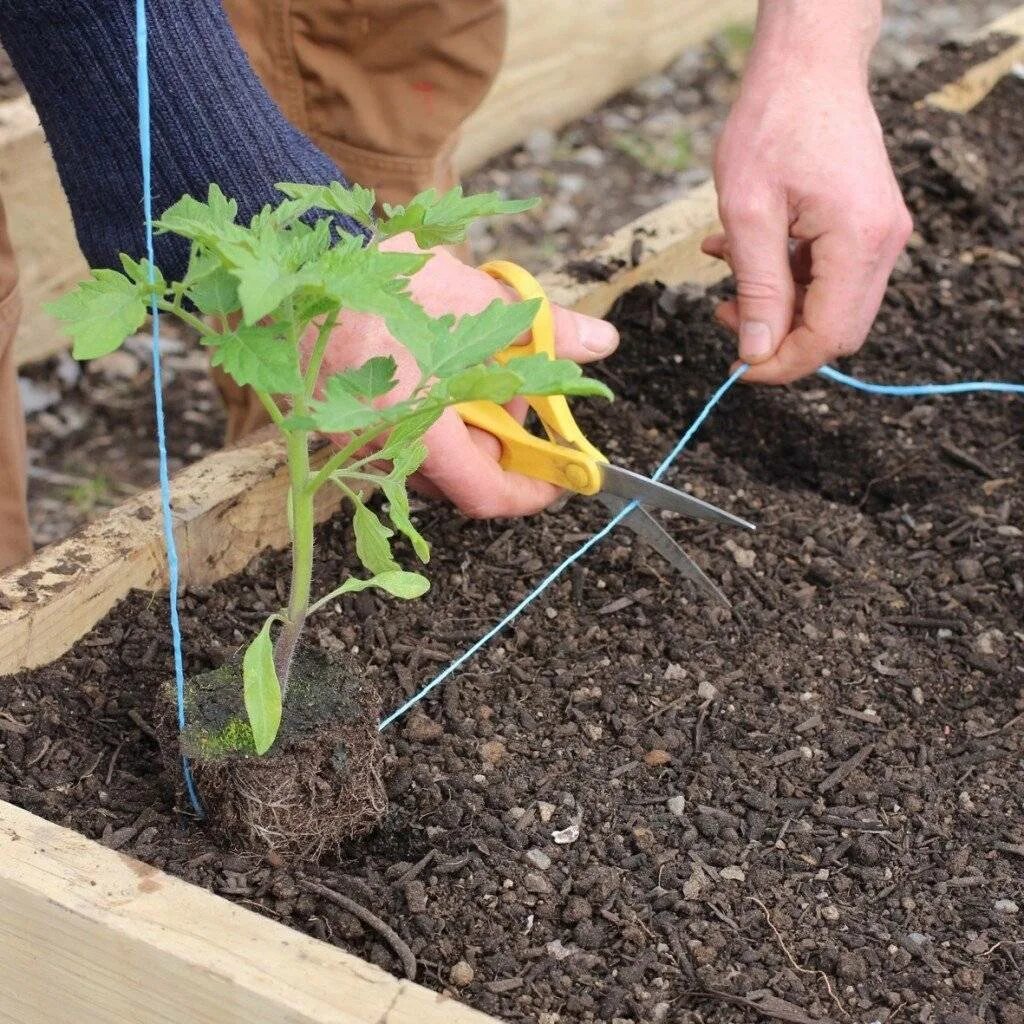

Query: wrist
746,0,881,88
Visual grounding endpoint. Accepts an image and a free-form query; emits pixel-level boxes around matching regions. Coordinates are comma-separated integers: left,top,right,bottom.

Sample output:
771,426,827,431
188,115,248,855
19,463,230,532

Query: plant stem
303,310,340,398
275,427,314,694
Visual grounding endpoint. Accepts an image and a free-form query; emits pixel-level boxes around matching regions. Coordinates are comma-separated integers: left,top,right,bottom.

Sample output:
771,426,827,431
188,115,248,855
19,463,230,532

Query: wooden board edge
0,799,497,1024
922,4,1024,113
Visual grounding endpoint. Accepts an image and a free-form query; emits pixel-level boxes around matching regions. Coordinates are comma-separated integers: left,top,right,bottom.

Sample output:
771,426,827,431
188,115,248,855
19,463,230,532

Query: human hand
703,1,912,385
312,233,619,517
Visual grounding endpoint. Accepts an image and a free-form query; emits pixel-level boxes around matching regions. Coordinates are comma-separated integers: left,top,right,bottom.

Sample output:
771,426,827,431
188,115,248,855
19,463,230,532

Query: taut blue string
818,365,1024,397
380,360,1023,729
137,0,204,817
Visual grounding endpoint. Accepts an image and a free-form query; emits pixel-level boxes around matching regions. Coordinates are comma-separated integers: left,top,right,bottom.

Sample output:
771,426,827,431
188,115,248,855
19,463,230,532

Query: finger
418,408,563,518
718,191,796,364
701,233,728,260
548,302,619,364
738,227,888,385
706,233,814,289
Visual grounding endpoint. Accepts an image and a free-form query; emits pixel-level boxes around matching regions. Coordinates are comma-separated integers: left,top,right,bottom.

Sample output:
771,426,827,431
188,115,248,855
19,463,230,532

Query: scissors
456,260,754,606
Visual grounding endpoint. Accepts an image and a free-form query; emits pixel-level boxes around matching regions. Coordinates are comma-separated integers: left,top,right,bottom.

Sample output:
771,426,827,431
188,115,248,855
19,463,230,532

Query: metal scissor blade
597,493,731,606
599,463,755,531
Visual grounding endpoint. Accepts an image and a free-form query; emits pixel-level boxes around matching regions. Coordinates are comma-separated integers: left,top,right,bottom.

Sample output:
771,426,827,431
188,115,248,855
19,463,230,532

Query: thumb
719,194,795,364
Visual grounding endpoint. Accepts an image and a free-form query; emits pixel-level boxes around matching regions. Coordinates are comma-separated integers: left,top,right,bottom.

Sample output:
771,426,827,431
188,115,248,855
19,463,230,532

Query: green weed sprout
49,183,611,754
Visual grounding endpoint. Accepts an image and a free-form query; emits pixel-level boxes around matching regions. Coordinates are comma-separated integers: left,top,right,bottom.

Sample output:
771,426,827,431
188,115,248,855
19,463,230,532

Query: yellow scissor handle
455,260,606,496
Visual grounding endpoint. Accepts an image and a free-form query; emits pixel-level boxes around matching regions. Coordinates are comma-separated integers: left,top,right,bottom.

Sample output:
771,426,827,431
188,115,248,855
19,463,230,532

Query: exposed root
747,896,848,1019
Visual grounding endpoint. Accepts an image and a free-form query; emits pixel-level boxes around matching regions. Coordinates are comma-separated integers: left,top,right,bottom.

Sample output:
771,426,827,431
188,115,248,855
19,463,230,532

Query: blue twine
818,364,1024,397
380,360,1023,729
137,0,204,817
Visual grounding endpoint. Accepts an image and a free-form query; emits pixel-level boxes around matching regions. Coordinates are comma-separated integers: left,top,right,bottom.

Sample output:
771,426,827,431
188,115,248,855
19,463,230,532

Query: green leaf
275,181,377,229
506,353,614,399
379,186,539,247
242,618,282,755
443,364,524,404
156,184,243,245
47,270,149,361
371,570,430,599
119,254,166,292
386,405,444,450
202,324,302,393
352,500,399,575
187,263,240,316
322,570,430,604
429,299,540,379
230,247,296,325
310,374,385,433
329,356,398,400
382,476,430,562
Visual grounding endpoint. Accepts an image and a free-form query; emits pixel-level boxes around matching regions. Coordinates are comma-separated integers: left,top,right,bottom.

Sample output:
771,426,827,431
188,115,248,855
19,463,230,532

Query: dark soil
3,50,1023,1024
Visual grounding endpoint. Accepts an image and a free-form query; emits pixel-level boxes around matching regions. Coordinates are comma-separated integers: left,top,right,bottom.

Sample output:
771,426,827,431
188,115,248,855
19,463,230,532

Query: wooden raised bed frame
1,15,1022,1023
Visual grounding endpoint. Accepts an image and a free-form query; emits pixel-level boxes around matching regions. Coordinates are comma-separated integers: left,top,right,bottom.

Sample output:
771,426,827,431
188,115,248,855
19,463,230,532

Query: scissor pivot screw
563,463,591,491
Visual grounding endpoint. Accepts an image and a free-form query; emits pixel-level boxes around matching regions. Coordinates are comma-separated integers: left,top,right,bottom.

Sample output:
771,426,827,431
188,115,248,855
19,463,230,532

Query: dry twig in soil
297,876,418,980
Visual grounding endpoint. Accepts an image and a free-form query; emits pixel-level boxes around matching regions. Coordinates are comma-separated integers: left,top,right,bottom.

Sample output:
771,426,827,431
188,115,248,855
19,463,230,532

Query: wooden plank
922,5,1024,113
0,800,496,1024
4,0,753,369
455,0,756,170
0,179,726,677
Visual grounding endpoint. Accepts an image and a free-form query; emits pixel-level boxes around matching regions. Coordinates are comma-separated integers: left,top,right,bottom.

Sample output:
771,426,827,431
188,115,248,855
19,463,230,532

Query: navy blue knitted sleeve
0,0,364,279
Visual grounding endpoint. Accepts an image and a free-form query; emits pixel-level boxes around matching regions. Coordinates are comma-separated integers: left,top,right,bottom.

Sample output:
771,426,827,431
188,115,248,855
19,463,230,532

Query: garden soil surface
3,47,1023,1024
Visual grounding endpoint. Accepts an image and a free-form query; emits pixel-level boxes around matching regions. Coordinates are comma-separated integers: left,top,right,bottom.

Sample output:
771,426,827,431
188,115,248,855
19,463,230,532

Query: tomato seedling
50,183,611,754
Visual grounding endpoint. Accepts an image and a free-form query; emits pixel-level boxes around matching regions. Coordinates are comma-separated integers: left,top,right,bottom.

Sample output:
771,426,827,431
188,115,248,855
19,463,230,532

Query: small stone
573,144,606,168
644,749,671,767
664,663,687,682
994,899,1019,914
633,73,675,101
697,680,719,702
546,939,576,961
720,865,745,882
524,872,551,894
480,739,507,765
552,823,580,845
724,539,756,568
526,848,552,870
903,931,931,955
543,201,578,233
682,867,704,900
524,127,556,163
449,960,474,988
404,714,443,743
667,795,686,817
912,686,925,706
821,905,840,922
537,801,556,823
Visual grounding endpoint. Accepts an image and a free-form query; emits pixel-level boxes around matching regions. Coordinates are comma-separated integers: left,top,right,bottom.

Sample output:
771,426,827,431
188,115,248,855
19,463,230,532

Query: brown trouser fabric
216,0,508,443
0,0,506,571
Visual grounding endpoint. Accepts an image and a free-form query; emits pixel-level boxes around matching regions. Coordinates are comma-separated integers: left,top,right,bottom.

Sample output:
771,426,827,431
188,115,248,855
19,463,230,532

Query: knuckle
457,497,498,520
736,274,787,303
719,192,772,229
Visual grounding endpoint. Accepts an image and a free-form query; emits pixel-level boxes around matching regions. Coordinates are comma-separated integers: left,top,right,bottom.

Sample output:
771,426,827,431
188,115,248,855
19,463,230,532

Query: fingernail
579,317,617,355
739,320,773,362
